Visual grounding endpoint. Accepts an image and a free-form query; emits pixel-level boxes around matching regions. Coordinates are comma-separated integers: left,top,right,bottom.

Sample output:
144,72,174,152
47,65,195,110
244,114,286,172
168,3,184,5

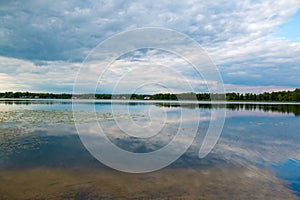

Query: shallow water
0,99,299,199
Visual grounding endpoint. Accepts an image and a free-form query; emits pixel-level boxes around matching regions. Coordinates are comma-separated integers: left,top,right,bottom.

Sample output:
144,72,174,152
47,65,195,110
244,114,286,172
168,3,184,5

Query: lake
0,99,300,199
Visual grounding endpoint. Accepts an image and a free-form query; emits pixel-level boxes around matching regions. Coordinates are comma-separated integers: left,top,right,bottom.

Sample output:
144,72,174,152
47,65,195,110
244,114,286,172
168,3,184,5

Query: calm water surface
0,99,299,199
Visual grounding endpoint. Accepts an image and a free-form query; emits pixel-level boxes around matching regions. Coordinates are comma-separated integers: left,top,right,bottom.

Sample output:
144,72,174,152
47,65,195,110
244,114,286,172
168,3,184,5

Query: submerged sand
0,165,297,200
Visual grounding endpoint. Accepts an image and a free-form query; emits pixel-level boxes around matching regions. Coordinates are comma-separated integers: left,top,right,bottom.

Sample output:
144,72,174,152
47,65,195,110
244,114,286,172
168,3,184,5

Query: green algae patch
0,109,143,156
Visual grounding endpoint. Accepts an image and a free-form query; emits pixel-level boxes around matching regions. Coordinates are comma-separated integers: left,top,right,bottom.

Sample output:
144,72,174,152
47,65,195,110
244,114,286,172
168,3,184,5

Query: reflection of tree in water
227,104,300,116
156,103,300,116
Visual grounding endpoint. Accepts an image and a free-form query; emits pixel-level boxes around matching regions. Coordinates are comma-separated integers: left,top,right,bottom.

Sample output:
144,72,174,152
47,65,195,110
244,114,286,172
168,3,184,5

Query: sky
0,0,299,94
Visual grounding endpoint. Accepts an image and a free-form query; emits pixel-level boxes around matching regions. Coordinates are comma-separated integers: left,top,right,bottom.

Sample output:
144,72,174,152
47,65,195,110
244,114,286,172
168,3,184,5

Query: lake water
0,99,299,199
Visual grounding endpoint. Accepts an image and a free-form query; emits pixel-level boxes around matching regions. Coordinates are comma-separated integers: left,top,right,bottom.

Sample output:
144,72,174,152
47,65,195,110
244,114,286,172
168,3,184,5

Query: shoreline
0,98,299,105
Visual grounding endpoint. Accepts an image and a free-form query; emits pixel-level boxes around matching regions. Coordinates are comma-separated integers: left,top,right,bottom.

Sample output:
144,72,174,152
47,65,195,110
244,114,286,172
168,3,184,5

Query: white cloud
224,84,295,94
0,56,80,92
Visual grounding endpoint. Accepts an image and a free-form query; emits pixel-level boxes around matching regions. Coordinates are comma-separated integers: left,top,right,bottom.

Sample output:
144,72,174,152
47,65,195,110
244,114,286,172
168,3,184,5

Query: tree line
0,89,299,102
0,92,72,99
225,89,300,102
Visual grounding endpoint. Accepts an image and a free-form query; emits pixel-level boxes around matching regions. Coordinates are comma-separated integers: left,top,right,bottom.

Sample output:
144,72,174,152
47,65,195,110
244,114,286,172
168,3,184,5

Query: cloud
0,56,80,92
223,84,295,94
0,0,299,61
0,0,299,92
210,37,300,88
